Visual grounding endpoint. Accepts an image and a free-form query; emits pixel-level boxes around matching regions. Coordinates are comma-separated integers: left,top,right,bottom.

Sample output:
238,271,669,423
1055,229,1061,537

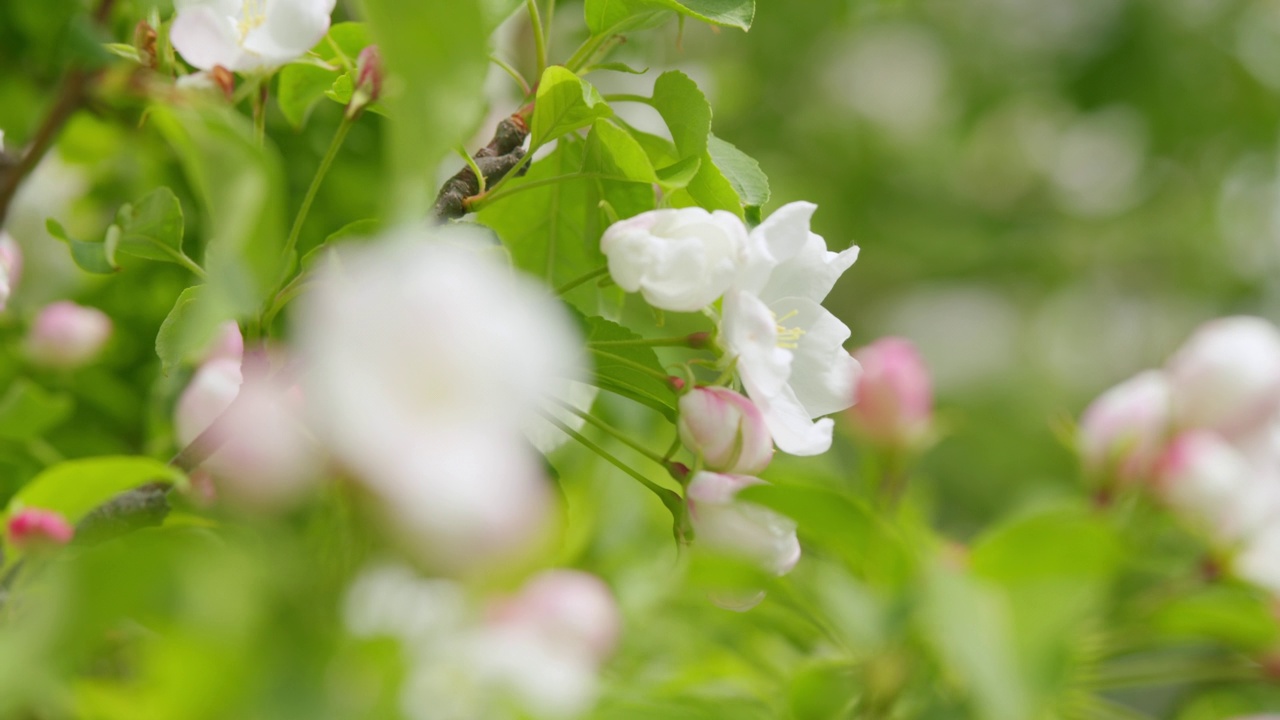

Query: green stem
489,54,531,95
456,146,487,194
555,266,608,295
602,93,651,104
527,0,547,79
467,151,535,209
542,411,672,500
472,171,623,210
589,335,698,348
252,79,267,145
552,398,667,464
566,32,614,73
281,116,353,276
545,0,557,52
261,271,311,330
588,347,672,381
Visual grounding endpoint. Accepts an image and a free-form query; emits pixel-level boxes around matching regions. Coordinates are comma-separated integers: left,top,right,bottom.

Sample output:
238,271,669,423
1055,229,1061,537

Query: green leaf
156,285,224,376
920,561,1032,720
656,155,701,188
707,133,770,208
277,64,338,128
481,0,525,29
583,119,659,183
5,456,184,526
325,22,373,61
650,70,711,158
47,218,117,274
582,61,649,75
150,105,287,316
582,315,677,420
530,66,613,149
970,506,1121,583
363,0,487,220
325,72,354,105
583,0,671,35
1151,584,1280,651
0,379,73,441
655,0,754,29
113,187,192,265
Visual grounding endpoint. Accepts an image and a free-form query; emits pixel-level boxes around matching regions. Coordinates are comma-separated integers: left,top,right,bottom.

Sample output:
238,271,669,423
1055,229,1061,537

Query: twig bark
431,108,533,221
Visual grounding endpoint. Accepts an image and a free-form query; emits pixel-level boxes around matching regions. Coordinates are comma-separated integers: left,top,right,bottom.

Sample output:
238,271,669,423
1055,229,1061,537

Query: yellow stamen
773,309,806,349
238,0,268,41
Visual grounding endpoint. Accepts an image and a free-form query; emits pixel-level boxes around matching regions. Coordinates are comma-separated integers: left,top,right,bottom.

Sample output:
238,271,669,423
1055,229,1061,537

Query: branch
0,0,118,228
431,107,533,221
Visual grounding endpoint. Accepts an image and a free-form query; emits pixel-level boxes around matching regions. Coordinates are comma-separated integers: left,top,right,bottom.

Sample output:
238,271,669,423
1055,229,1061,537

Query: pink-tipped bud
348,45,383,117
1079,370,1171,483
1154,431,1265,542
848,338,933,450
1167,316,1280,438
8,508,74,549
487,570,622,664
678,387,773,474
686,471,800,579
25,301,112,369
0,232,22,312
199,321,244,365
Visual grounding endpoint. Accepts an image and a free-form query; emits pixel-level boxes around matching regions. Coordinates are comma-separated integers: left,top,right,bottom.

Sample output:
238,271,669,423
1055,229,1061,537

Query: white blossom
1166,316,1280,438
170,0,336,73
720,202,861,456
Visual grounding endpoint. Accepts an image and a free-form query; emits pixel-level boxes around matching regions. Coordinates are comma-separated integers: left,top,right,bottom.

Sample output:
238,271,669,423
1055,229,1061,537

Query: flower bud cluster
1077,316,1280,593
345,564,620,719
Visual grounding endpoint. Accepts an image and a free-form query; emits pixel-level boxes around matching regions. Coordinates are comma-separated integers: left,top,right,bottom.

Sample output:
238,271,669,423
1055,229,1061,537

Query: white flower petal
760,234,860,305
772,297,858,418
171,6,246,71
242,0,335,67
723,290,791,398
753,381,835,456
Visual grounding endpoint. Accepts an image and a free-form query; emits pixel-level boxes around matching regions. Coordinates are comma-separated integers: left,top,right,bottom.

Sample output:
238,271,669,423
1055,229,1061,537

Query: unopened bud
1078,370,1171,483
134,20,158,69
8,508,74,549
487,570,621,664
211,65,235,100
848,338,932,450
0,231,21,312
348,45,383,118
678,386,773,475
668,375,686,392
25,301,112,369
1167,316,1280,438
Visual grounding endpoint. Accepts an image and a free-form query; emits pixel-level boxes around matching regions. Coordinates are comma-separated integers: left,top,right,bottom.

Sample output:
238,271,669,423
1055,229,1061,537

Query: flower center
774,309,805,350
237,0,268,41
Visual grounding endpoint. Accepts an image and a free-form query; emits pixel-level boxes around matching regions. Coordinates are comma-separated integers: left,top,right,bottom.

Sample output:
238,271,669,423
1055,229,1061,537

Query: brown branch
0,0,117,228
431,106,534,221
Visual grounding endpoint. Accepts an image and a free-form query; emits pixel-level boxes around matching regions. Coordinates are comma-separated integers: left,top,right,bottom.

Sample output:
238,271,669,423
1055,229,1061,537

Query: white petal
242,0,335,67
760,234,859,305
772,297,858,418
738,201,817,293
171,6,246,71
723,290,791,398
755,381,835,456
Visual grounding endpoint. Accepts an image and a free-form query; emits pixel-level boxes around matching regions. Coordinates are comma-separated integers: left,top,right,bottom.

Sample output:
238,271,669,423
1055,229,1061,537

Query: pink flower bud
678,387,773,474
175,358,321,510
355,45,383,104
686,471,800,578
1167,316,1280,438
848,338,933,449
25,301,112,369
8,508,74,549
1154,431,1266,541
488,570,621,664
199,321,244,365
1079,370,1171,483
0,231,22,312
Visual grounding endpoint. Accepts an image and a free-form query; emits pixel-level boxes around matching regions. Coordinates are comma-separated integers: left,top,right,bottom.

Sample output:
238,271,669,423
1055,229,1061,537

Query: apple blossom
294,226,584,572
175,357,321,509
25,301,112,369
199,320,244,364
849,337,934,450
1078,370,1171,482
686,471,801,577
1152,431,1280,542
0,231,21,312
7,508,74,549
678,386,774,474
600,207,749,312
720,201,861,456
1166,316,1280,438
170,0,337,74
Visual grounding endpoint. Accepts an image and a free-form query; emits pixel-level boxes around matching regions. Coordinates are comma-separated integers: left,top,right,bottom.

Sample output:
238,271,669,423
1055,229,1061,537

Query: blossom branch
0,0,117,228
431,108,532,221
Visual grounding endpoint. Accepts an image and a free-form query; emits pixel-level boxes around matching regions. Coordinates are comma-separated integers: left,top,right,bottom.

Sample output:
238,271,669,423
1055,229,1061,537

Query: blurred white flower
199,320,244,365
174,356,321,509
25,301,112,369
600,207,748,312
171,0,336,73
687,471,800,579
721,202,860,456
295,226,584,572
1236,522,1280,595
1166,316,1280,438
0,232,20,312
1078,370,1171,483
678,386,774,475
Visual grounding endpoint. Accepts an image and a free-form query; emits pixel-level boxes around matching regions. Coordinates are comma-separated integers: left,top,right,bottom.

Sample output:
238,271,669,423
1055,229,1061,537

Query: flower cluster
345,564,620,719
1079,316,1280,592
602,202,859,598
